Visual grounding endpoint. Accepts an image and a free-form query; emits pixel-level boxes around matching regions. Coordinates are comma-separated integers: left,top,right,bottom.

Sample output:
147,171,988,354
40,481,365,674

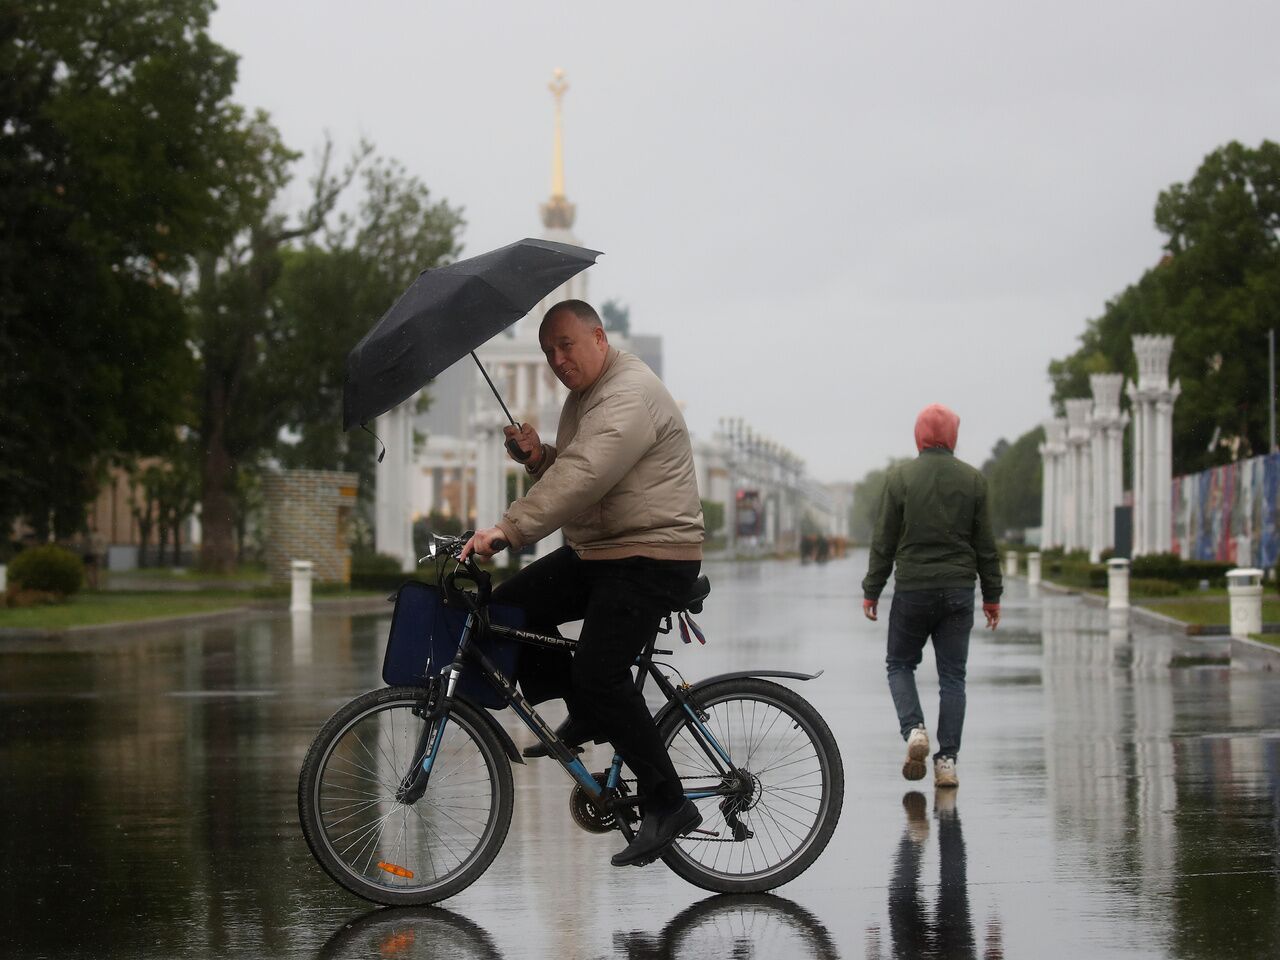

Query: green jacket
861,448,1003,603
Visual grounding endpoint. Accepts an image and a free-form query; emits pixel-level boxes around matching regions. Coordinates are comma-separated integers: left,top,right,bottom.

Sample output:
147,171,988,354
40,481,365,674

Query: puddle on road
1,563,1278,959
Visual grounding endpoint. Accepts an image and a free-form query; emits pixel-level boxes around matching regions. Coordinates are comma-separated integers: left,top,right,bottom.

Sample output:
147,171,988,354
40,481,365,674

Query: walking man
462,299,705,866
861,404,1002,788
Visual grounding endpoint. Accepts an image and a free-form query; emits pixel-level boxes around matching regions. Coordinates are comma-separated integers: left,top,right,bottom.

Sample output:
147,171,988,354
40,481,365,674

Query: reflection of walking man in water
867,791,1003,960
861,404,1002,788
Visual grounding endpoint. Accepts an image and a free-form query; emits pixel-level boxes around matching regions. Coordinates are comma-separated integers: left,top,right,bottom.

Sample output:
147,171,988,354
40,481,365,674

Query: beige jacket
497,347,704,560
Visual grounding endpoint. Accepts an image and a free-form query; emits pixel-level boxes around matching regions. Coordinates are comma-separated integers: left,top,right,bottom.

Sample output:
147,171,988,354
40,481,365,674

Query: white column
1108,421,1126,545
472,413,505,535
1128,380,1144,555
1089,373,1126,559
1039,440,1053,549
1146,398,1159,553
515,363,530,414
1156,397,1177,554
1080,438,1093,551
375,399,415,571
1130,335,1179,557
1065,399,1093,553
1040,417,1066,549
1049,419,1068,548
1089,415,1106,562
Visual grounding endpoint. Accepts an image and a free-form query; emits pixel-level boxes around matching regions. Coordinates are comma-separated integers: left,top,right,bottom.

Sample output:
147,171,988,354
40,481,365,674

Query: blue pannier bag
382,580,526,710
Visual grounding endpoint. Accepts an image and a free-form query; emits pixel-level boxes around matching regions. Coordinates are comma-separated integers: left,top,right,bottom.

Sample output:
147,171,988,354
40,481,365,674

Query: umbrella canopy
343,237,602,429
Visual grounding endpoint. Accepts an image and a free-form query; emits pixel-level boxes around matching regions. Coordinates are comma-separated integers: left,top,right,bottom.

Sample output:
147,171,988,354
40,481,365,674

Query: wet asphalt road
2,551,1279,959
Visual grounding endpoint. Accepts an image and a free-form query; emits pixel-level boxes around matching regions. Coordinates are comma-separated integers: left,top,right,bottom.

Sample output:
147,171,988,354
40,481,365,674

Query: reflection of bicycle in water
298,534,844,904
316,906,502,960
316,894,839,960
615,894,841,960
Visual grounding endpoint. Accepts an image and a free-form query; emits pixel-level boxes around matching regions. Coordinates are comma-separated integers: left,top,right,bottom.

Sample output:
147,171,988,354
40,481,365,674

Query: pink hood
914,404,960,452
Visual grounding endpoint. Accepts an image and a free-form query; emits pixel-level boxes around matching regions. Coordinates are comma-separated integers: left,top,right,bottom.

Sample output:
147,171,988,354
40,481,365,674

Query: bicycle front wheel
657,678,844,893
298,686,514,905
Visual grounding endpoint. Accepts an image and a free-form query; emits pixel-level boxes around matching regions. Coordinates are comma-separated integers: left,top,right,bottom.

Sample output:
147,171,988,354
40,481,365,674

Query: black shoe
522,717,589,759
611,799,703,867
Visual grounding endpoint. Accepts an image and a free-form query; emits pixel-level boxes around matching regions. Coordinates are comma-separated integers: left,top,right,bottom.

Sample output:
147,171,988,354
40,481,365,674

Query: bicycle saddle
681,575,711,614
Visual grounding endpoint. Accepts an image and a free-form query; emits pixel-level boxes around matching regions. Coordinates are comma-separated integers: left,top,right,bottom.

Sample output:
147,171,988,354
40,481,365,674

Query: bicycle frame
414,607,744,812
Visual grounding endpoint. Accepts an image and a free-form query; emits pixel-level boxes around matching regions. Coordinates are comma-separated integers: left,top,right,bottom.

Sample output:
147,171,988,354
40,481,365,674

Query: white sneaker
902,726,929,781
934,756,959,788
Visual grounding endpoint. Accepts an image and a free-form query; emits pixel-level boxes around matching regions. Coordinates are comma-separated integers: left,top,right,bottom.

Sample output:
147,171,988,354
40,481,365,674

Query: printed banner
1171,453,1280,568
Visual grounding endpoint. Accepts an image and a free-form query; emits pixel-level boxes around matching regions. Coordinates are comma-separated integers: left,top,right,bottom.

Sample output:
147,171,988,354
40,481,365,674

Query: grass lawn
1139,597,1280,627
0,591,253,631
104,566,269,588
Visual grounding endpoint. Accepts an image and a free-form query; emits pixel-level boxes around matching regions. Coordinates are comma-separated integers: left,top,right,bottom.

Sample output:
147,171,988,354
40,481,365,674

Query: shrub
8,545,84,596
1130,553,1231,587
2,588,62,608
351,551,404,578
1129,577,1183,598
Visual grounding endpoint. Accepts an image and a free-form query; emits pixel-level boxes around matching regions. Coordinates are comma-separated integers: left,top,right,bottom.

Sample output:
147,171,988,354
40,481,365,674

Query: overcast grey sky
210,0,1279,483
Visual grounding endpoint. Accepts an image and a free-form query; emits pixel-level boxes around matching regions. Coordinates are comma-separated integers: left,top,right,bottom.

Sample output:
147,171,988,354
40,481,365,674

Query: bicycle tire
661,893,841,960
316,905,503,960
657,678,843,893
298,686,514,905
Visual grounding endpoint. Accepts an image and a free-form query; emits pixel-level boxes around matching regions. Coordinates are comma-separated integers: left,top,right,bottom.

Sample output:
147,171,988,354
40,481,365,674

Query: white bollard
1226,568,1264,639
290,559,314,613
1004,550,1018,578
1107,558,1130,610
0,563,6,594
1027,552,1041,586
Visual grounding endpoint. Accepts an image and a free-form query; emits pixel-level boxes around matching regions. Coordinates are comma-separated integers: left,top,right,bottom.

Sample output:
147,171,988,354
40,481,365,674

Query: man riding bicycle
461,298,705,867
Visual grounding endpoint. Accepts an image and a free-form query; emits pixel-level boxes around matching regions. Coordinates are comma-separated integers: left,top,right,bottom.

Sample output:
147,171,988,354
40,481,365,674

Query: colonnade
1040,336,1168,559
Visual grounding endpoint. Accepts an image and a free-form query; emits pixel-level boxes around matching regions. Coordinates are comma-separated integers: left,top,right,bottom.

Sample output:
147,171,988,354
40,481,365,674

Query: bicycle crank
569,772,626,834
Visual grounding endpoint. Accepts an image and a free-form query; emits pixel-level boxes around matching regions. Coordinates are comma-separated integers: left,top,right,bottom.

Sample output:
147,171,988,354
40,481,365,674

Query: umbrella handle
505,436,532,463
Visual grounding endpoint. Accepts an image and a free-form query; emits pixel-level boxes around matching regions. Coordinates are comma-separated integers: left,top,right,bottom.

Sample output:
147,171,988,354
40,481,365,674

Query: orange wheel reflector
377,860,415,879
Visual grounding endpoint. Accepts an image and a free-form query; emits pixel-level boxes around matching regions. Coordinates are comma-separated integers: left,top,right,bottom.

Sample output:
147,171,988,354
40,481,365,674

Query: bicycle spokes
664,690,832,881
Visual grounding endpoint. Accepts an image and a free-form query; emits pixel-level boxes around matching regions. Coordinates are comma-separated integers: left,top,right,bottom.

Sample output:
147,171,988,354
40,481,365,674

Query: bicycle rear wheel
298,686,513,905
657,678,843,893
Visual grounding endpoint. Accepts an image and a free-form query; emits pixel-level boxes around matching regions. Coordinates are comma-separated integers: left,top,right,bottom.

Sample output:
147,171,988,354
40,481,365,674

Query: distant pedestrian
861,404,1002,788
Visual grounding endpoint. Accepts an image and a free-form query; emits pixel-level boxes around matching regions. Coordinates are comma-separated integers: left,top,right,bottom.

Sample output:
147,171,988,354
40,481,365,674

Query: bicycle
298,533,844,905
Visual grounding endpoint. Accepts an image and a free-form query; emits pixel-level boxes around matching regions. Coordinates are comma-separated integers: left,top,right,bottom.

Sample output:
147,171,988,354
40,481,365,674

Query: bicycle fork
396,676,451,804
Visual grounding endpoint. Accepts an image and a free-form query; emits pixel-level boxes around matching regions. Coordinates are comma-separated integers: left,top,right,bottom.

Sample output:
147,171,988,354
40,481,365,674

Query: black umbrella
342,237,603,437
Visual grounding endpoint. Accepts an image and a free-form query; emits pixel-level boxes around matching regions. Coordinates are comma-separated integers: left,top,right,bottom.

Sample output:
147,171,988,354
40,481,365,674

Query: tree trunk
172,512,182,566
199,386,238,574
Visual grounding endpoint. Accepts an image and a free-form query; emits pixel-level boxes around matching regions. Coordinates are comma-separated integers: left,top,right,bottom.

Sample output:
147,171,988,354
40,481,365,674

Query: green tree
270,159,464,500
191,146,464,572
0,0,249,538
981,427,1044,537
601,299,630,336
189,137,370,572
850,458,909,542
700,499,725,536
1050,141,1280,474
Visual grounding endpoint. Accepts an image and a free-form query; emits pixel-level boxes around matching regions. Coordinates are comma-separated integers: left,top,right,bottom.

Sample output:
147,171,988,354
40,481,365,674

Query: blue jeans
886,588,974,759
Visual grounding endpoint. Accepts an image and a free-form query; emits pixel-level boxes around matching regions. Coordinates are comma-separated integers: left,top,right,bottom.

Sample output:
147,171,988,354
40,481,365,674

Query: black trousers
492,545,700,811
